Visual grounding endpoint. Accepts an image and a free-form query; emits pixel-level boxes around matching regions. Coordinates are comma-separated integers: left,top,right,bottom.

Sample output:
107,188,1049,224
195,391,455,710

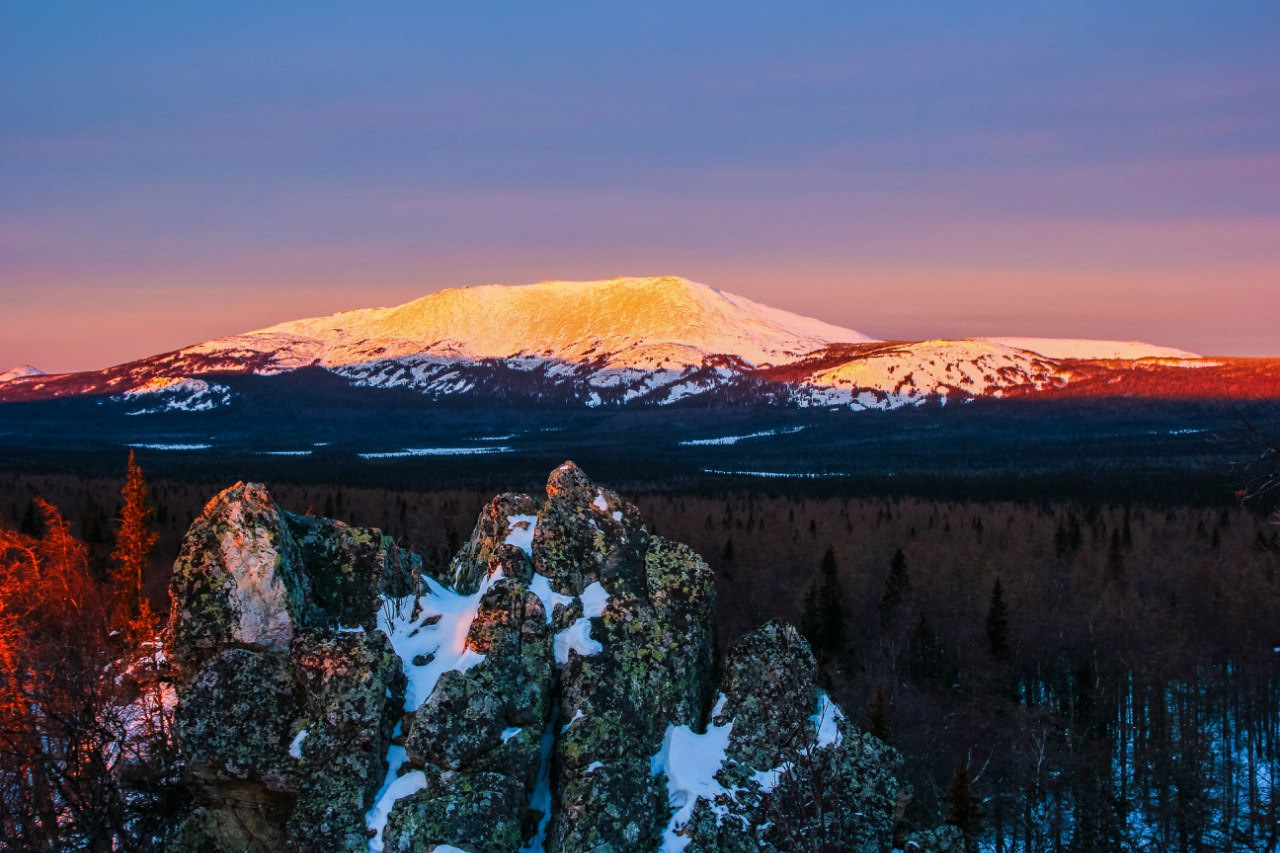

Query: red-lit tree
110,451,159,635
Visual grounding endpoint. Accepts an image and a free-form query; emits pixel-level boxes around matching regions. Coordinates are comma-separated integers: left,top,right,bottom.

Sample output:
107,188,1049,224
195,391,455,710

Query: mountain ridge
0,275,1262,413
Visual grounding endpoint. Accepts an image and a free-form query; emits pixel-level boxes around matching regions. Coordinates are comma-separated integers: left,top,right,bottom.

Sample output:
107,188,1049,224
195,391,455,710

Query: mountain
0,364,44,383
115,463,945,852
0,275,1266,413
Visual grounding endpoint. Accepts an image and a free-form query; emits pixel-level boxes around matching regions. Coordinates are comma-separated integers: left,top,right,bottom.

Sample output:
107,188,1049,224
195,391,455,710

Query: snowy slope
198,276,875,372
793,339,1066,410
987,338,1199,360
0,365,44,383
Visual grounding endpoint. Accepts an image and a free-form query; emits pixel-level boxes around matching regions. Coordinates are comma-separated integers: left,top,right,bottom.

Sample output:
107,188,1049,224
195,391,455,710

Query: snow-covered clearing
128,442,212,451
358,446,513,459
702,468,849,479
679,426,806,446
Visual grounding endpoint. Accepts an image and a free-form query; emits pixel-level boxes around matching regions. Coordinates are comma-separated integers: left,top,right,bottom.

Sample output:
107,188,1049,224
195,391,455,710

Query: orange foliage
0,499,110,717
111,450,159,635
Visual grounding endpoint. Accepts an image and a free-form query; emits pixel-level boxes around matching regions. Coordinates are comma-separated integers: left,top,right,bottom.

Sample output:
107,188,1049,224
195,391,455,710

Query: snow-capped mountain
0,365,44,384
0,275,1245,412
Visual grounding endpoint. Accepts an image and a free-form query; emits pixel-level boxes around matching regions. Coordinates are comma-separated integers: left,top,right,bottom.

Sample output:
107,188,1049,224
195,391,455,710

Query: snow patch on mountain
987,337,1199,360
0,365,44,383
116,377,231,414
795,339,1067,410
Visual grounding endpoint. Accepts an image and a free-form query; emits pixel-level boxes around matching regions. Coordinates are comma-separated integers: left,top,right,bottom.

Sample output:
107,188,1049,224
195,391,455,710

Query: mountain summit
0,365,44,384
202,276,875,371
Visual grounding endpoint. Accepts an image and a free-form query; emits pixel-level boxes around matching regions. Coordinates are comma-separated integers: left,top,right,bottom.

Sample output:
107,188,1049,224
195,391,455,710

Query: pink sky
3,4,1278,372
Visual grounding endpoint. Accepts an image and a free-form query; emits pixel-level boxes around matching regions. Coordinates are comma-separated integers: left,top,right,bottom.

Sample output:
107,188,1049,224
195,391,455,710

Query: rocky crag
155,462,953,852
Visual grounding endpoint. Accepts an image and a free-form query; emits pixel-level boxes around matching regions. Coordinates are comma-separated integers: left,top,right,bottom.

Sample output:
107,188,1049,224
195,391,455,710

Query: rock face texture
165,483,417,852
161,465,909,852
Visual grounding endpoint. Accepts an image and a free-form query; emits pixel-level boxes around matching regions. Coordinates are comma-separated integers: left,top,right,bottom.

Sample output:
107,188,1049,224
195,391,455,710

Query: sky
2,2,1278,372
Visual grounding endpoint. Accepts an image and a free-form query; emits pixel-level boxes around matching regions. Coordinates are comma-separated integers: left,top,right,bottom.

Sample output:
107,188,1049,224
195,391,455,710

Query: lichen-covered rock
548,753,665,853
714,620,822,777
166,484,420,853
640,536,716,727
673,623,905,853
533,462,649,595
451,493,541,594
168,483,315,672
285,629,406,852
175,647,299,793
284,513,419,629
381,770,527,853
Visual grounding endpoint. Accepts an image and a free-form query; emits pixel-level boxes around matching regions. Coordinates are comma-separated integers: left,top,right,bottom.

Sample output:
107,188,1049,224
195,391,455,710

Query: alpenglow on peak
223,276,876,371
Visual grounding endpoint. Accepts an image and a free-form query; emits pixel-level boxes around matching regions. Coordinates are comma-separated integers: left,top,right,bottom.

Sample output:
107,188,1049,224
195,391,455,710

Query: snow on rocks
366,745,427,852
504,514,538,556
157,466,913,853
579,582,609,618
378,570,503,711
813,689,845,748
528,573,572,624
652,708,735,852
553,617,603,664
288,728,308,760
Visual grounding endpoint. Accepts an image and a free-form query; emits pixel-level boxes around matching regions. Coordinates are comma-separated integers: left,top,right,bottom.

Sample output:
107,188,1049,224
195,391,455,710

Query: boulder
167,483,314,672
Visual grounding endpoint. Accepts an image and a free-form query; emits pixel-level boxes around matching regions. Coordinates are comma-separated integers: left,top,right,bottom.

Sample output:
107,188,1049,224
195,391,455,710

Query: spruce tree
879,547,912,626
801,547,846,666
985,577,1012,663
945,763,983,853
866,686,891,743
111,451,159,634
817,546,845,652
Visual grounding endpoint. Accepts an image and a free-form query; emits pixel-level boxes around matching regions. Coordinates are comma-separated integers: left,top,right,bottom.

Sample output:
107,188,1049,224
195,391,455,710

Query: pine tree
817,546,845,652
985,577,1011,663
111,451,159,635
720,538,735,566
800,547,846,666
879,547,912,626
945,763,983,853
866,686,891,743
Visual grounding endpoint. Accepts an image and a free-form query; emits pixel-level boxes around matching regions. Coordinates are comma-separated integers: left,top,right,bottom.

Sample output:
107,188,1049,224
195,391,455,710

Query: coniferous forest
1,462,1276,851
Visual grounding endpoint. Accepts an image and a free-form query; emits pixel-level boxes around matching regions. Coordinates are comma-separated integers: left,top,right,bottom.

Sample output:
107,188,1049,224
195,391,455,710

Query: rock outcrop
165,483,417,852
159,465,912,852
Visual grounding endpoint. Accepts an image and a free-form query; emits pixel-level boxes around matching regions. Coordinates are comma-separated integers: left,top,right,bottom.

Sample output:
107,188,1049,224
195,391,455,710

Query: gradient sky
2,2,1278,372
